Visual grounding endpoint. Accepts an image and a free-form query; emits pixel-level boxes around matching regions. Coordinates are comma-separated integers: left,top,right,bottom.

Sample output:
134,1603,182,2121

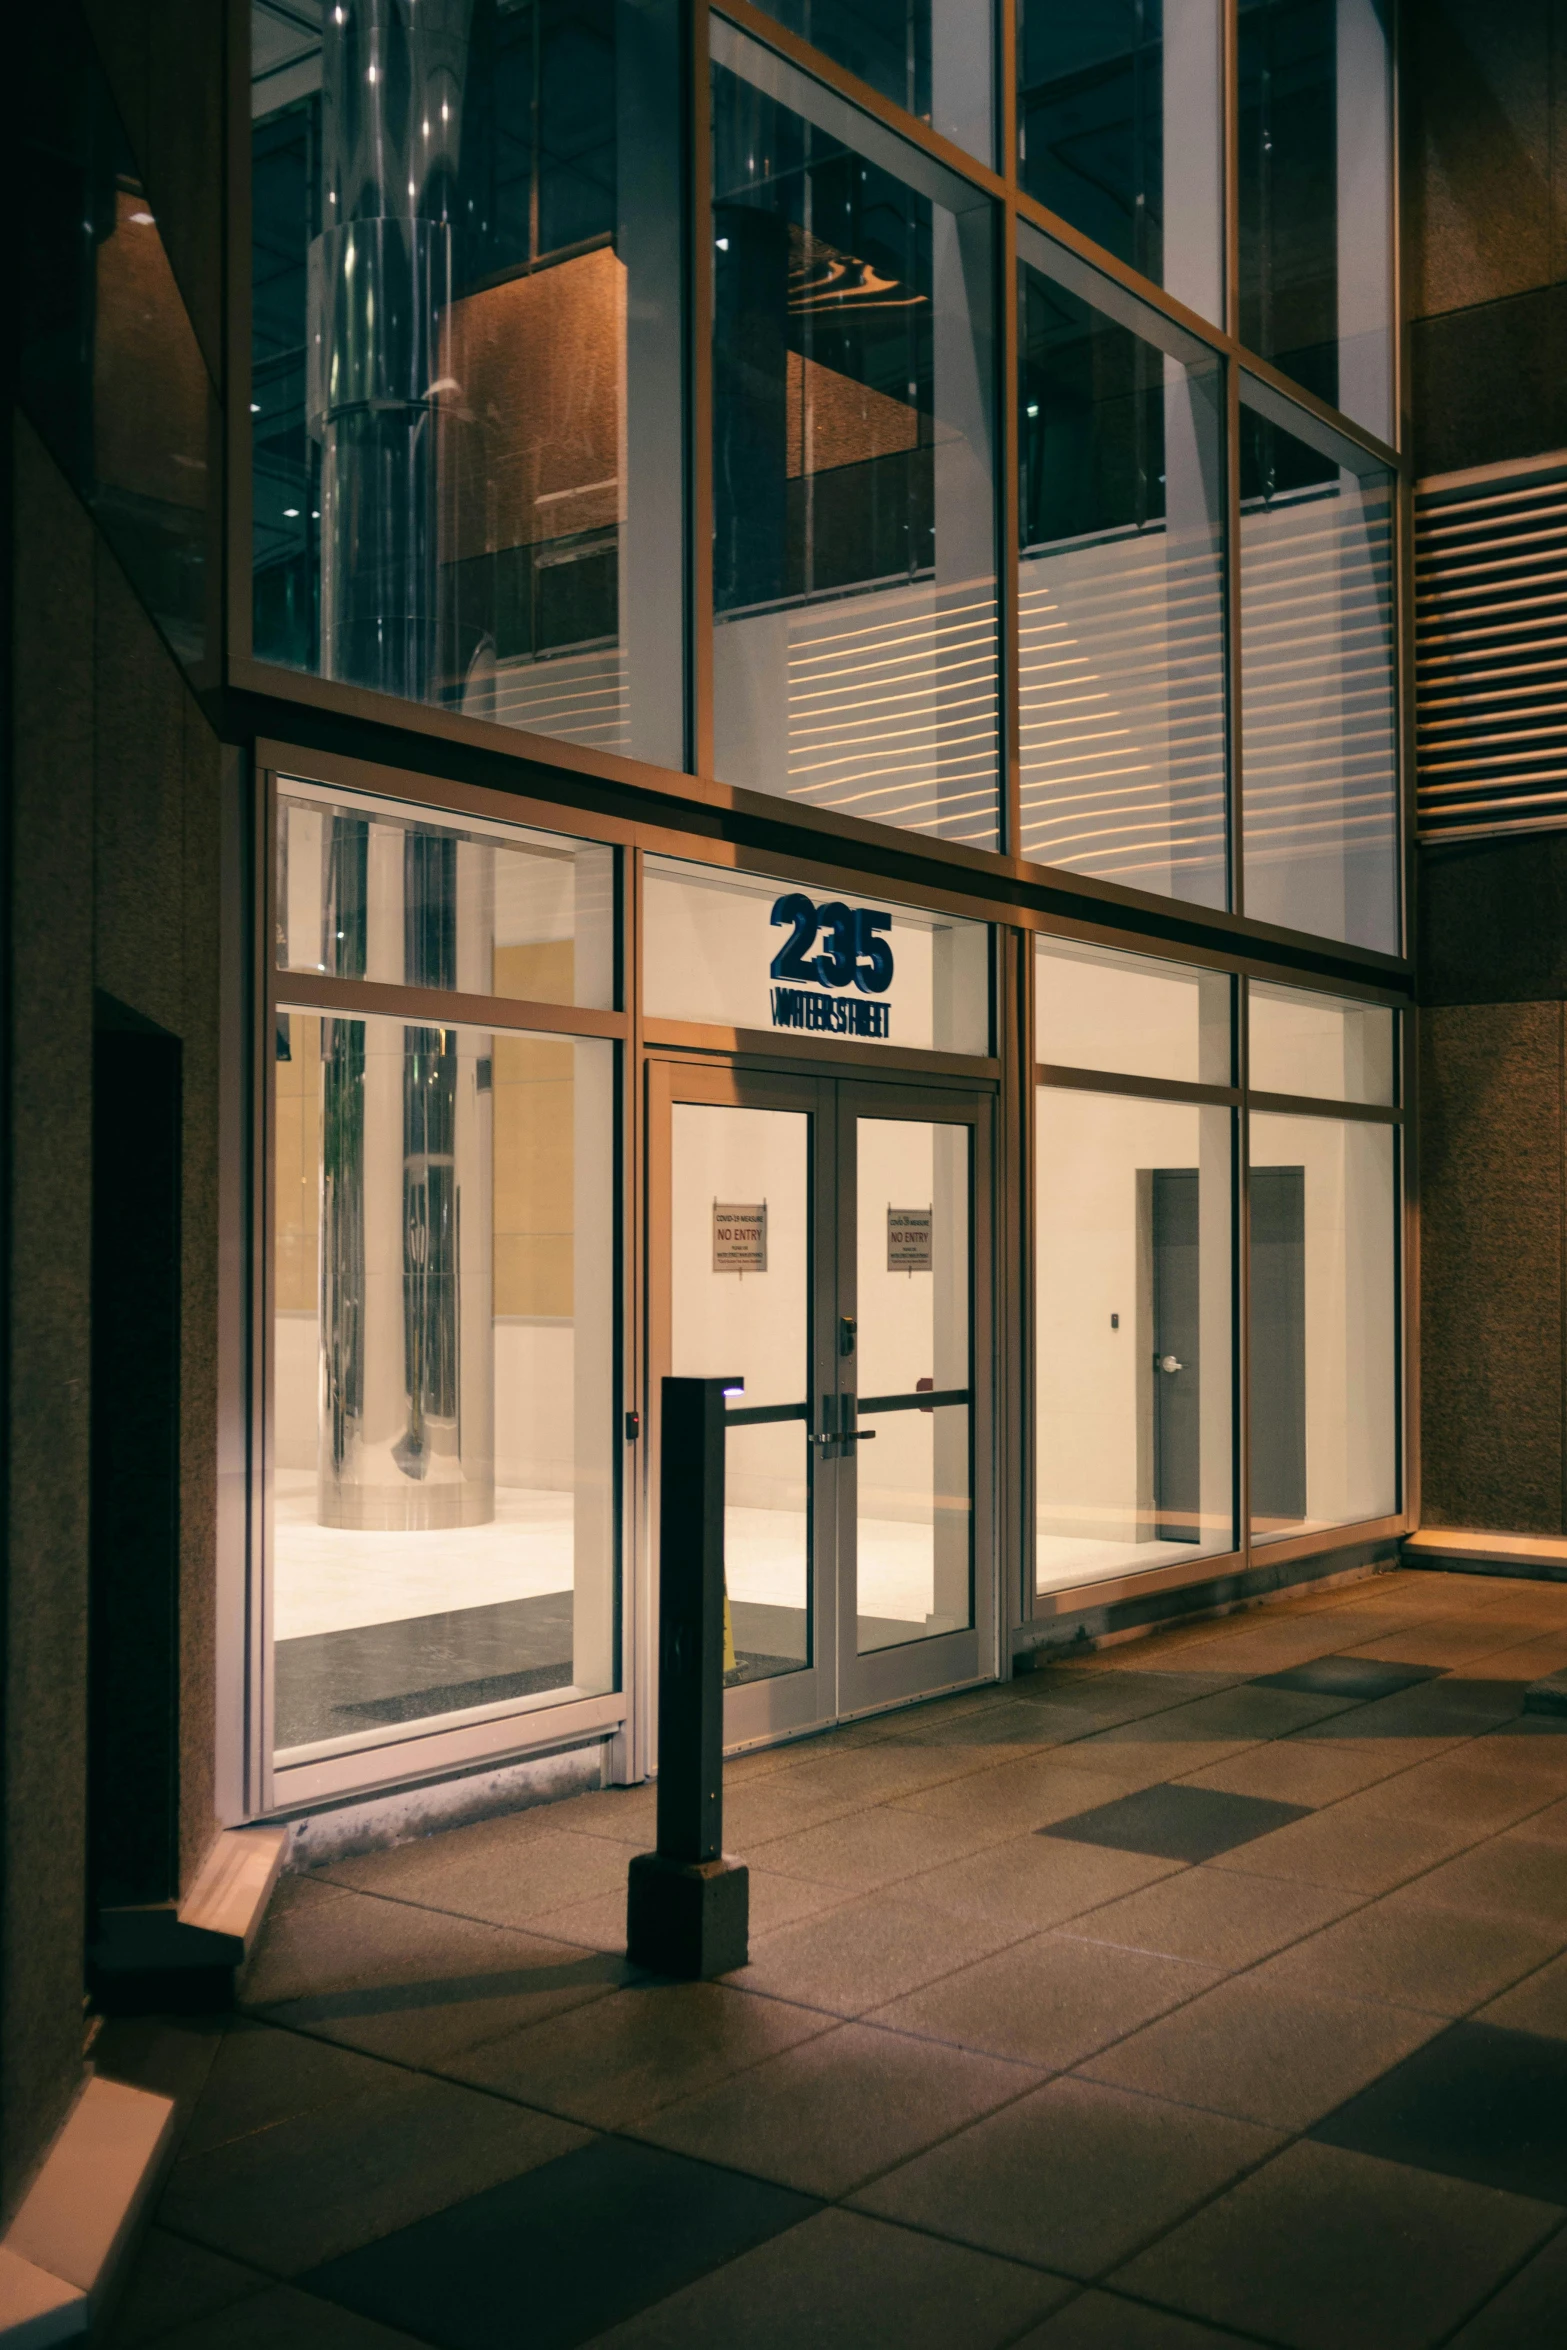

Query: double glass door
649,1061,993,1743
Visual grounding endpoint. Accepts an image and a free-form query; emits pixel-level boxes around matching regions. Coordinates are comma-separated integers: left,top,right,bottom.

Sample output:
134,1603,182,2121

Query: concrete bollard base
626,1850,750,1979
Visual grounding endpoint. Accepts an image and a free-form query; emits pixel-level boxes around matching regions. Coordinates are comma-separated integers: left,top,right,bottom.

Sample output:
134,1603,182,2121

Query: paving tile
1341,1757,1557,1835
1047,1733,1260,1788
443,1978,831,2126
1008,2291,1263,2348
751,1740,986,1809
98,2226,269,2348
1205,1804,1473,1895
580,2206,1070,2350
1148,1683,1360,1740
1014,1670,1241,1729
152,2286,431,2349
891,1695,1069,1756
1444,2223,1567,2346
537,1784,660,1844
1310,2019,1567,2202
852,2075,1281,2279
746,1802,1013,1890
170,2021,411,2161
1474,1950,1567,2038
1081,1974,1442,2131
303,2139,818,2350
1294,1679,1521,1747
1046,1785,1311,1865
157,2071,587,2274
1252,1899,1560,2018
1111,2140,1559,2350
721,1888,1025,2015
721,1774,875,1847
246,1883,632,2063
1394,1833,1567,1929
890,1755,1150,1835
1179,1739,1412,1808
635,2018,1038,2197
1058,1867,1360,1971
1497,1789,1567,1847
869,1931,1218,2070
907,1833,1181,1933
324,1823,634,1928
1254,1653,1438,1698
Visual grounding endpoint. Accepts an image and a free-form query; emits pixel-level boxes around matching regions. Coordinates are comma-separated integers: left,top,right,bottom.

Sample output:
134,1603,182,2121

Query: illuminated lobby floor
102,1567,1567,2348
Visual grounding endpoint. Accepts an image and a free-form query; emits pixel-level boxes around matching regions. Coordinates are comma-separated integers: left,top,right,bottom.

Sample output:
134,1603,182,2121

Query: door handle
845,1428,876,1441
1157,1354,1184,1375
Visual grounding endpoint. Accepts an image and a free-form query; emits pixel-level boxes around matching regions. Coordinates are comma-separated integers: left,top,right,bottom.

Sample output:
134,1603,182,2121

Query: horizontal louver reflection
465,645,629,754
1019,525,1226,893
1416,462,1567,841
1241,485,1397,881
713,580,1000,847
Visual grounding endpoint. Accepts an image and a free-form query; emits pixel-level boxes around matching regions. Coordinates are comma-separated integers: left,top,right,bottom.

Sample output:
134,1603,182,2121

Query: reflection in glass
855,1119,972,1651
1036,1088,1233,1592
1240,388,1397,952
753,0,993,162
1249,981,1395,1106
1019,240,1226,904
1019,0,1222,320
21,7,213,672
671,1104,812,1683
276,782,615,1009
272,1015,615,1755
1036,938,1230,1086
250,0,683,761
642,857,991,1053
1238,0,1392,442
1249,1112,1397,1541
711,24,998,848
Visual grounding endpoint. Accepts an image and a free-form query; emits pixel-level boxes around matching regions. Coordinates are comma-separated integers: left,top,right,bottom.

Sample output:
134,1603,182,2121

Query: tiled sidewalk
102,1568,1567,2350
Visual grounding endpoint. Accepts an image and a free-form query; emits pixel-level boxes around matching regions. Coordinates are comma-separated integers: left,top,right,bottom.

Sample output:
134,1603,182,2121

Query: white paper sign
713,1201,767,1273
887,1206,933,1271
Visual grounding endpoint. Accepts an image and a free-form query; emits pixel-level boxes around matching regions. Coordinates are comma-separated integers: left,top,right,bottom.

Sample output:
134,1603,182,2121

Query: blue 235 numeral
770,895,893,995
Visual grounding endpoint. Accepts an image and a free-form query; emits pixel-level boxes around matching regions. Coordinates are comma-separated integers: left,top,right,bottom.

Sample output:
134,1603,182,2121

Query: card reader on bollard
626,1375,751,1977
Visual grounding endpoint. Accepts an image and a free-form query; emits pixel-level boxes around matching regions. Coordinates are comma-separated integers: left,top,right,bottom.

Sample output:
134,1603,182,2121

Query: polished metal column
317,812,495,1531
308,0,473,701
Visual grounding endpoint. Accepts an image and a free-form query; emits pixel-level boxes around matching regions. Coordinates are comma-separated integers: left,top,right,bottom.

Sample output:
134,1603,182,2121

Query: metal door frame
646,1052,998,1754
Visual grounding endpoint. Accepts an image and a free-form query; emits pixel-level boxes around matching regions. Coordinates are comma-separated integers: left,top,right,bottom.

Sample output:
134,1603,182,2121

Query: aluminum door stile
834,1080,997,1716
644,1056,841,1750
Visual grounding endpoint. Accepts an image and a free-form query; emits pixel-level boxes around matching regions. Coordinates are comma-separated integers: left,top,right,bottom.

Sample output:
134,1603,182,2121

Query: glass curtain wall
270,781,618,1762
1237,0,1392,444
1018,0,1223,322
710,21,999,849
1035,939,1235,1593
246,2,1402,944
745,0,994,163
1018,229,1226,905
249,0,683,763
1240,378,1398,951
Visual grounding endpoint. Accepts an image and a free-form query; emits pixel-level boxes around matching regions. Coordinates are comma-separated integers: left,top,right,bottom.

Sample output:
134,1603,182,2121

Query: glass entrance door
648,1062,992,1746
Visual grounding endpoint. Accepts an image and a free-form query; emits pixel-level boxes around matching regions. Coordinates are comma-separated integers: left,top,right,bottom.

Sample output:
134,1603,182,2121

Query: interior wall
3,415,224,2218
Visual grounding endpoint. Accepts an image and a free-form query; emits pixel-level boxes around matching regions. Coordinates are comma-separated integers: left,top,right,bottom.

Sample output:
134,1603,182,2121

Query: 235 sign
770,894,894,996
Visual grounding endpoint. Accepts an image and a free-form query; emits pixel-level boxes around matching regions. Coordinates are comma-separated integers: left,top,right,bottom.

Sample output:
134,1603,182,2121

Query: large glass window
1240,380,1397,951
1249,979,1395,1106
748,0,994,164
1248,1111,1397,1542
1036,1088,1234,1592
1019,0,1223,322
1019,231,1227,905
269,787,619,1768
276,781,616,1009
711,22,999,849
249,0,683,763
1237,0,1392,444
1036,936,1230,1084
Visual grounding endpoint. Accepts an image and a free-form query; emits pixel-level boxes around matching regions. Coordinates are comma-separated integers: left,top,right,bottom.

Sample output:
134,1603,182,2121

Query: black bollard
626,1375,750,1977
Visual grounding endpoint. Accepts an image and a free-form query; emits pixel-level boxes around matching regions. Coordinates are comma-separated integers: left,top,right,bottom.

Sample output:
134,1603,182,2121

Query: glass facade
250,0,683,763
247,0,1403,954
711,24,999,846
246,2,1408,1800
269,787,619,1767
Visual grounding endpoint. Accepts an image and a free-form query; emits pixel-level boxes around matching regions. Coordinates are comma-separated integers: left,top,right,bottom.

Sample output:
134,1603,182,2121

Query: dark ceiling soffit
212,675,1413,997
